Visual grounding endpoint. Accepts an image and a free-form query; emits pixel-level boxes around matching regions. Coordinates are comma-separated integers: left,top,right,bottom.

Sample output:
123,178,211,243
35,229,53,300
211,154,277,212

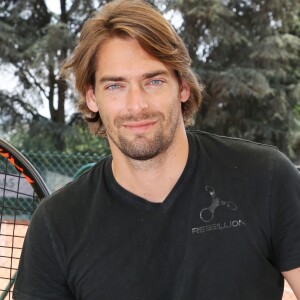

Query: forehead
95,37,171,79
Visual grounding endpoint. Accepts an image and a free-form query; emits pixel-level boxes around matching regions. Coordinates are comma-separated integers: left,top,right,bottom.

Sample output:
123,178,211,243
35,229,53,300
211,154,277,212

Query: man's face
86,37,190,161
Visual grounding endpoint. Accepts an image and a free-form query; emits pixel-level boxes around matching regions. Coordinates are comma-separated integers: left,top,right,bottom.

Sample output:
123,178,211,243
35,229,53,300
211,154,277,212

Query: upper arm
271,151,300,299
282,267,300,299
270,151,300,271
13,203,74,299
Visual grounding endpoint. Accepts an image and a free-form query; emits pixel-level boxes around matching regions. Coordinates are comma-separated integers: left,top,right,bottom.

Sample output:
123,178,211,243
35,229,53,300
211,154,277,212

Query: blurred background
1,0,300,160
0,1,299,299
0,0,300,185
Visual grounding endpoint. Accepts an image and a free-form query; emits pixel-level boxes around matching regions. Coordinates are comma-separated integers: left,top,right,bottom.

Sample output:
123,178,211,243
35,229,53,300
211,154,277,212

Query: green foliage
63,119,111,155
8,116,110,156
167,0,300,159
1,0,300,160
0,0,106,152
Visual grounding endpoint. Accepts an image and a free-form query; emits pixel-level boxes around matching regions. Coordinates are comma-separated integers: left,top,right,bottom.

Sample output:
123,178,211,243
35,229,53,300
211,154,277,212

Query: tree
167,0,300,158
0,0,108,151
1,0,299,159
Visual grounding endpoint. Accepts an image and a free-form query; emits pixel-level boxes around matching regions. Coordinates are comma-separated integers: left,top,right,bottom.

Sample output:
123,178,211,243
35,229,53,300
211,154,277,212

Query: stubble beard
107,109,181,161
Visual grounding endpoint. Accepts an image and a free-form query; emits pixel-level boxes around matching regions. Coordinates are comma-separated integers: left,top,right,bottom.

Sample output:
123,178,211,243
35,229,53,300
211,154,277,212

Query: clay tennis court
0,222,297,300
0,222,27,299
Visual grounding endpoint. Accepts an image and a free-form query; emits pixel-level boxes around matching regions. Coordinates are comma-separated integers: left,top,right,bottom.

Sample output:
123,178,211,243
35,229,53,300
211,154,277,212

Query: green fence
21,151,105,193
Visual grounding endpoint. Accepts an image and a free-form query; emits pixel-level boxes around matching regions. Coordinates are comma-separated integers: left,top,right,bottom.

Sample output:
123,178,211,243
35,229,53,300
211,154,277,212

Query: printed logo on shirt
192,219,246,234
200,186,237,223
192,186,246,234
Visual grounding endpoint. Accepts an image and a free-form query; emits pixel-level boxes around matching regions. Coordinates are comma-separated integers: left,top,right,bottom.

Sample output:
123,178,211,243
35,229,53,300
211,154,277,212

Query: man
13,0,300,299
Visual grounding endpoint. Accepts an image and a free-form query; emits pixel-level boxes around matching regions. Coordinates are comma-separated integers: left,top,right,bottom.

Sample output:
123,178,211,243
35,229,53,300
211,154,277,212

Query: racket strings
0,155,38,299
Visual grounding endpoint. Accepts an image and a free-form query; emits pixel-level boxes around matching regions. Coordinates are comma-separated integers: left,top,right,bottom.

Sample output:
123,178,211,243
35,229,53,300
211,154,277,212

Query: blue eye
107,84,121,90
149,80,162,85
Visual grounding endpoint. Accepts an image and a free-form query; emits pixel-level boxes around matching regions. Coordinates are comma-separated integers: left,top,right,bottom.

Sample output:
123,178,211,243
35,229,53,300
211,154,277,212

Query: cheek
155,89,181,108
97,102,120,127
166,90,183,110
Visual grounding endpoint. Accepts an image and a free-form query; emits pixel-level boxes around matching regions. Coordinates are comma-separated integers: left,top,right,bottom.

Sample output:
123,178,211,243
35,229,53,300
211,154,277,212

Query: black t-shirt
13,131,300,300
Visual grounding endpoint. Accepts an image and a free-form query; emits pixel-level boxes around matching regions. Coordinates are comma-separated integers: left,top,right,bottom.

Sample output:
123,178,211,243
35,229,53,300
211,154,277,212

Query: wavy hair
61,0,203,136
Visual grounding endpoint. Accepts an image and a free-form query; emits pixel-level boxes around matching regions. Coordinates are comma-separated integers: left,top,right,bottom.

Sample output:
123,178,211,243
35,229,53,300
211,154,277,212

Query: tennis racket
0,139,50,300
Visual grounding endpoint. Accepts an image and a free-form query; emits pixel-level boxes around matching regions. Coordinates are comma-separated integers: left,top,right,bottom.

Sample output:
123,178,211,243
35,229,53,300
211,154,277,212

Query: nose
126,83,149,112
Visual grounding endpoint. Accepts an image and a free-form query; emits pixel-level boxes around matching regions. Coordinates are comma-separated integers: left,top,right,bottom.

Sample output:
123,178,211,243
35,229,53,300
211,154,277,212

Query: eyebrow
142,70,169,79
98,70,169,84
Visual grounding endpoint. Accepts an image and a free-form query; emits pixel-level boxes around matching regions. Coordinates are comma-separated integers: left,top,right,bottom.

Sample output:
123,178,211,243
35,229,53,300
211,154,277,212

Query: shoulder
36,155,111,218
187,130,297,184
189,129,300,184
189,130,278,168
190,130,276,153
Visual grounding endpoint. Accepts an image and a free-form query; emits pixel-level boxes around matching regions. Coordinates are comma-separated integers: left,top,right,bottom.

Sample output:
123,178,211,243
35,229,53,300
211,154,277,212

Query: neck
110,128,189,203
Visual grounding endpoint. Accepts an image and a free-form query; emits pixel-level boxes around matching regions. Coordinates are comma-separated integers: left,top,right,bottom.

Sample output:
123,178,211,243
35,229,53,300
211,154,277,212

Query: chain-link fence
22,151,105,193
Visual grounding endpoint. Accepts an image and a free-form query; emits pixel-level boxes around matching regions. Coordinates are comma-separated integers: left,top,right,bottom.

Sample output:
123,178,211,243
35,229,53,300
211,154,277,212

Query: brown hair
61,0,203,136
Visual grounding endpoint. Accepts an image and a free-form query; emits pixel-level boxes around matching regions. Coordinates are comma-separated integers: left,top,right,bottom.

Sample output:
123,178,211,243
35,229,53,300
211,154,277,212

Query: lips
122,120,157,133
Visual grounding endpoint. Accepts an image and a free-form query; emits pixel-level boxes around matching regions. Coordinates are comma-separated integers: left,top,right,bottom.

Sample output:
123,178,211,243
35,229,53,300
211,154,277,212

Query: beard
106,109,181,161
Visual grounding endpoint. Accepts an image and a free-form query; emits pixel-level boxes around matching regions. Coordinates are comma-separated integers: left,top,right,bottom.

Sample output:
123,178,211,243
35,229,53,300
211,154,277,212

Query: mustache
114,112,164,126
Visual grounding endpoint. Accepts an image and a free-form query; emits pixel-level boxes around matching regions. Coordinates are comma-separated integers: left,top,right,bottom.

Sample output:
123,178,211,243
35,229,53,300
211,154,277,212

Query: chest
63,184,280,299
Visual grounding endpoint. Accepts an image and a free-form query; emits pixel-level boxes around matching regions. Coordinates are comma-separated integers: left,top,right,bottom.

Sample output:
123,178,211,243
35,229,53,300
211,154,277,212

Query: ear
86,85,99,112
180,80,190,103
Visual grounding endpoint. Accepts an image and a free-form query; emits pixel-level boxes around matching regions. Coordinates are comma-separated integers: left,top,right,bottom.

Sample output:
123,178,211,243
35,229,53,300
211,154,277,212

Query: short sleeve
270,150,300,272
13,202,74,299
